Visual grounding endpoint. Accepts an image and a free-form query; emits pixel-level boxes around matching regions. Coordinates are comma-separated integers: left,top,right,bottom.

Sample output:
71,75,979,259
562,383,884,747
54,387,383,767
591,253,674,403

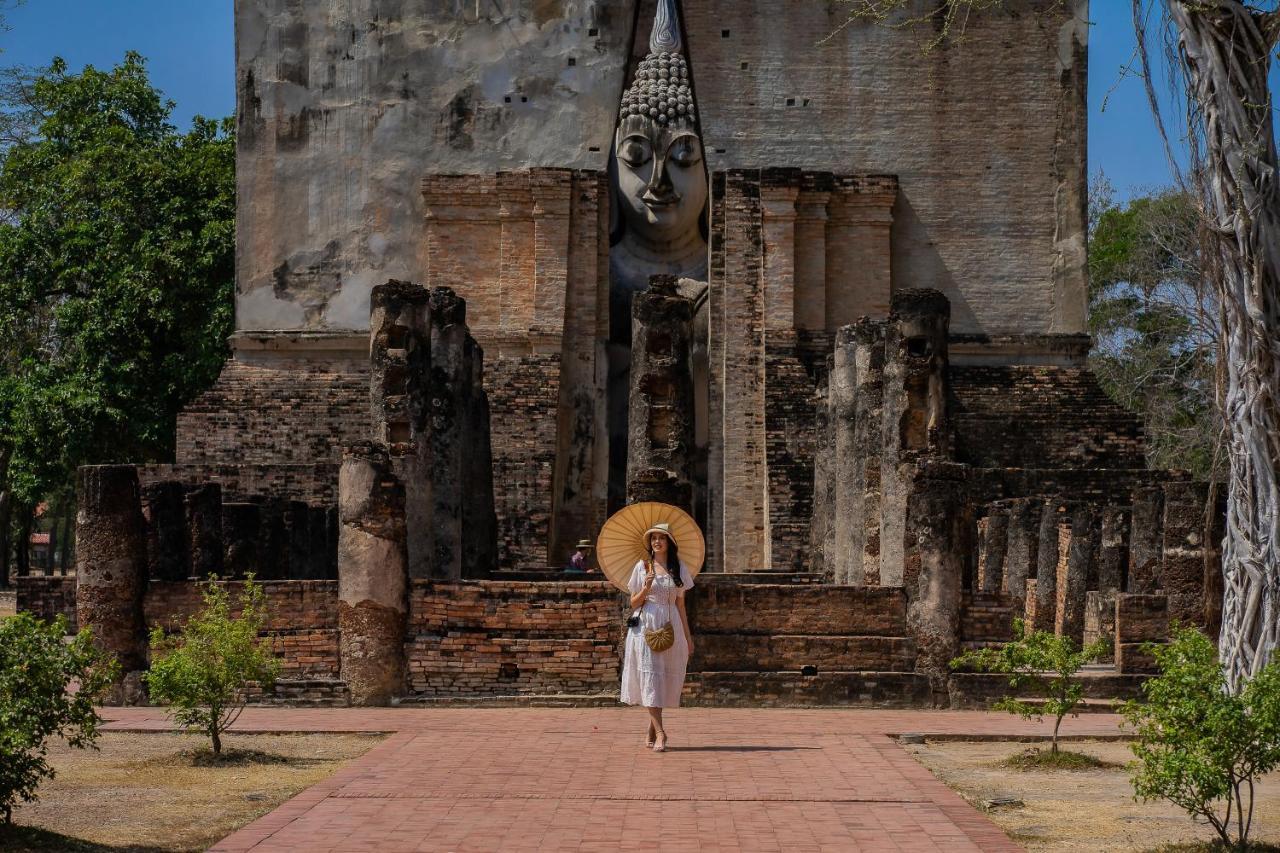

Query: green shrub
952,618,1110,754
0,613,118,824
1123,627,1280,851
146,576,281,755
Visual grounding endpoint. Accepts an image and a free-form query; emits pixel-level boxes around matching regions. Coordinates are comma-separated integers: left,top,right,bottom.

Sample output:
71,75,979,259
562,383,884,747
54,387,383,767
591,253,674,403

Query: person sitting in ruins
566,540,593,574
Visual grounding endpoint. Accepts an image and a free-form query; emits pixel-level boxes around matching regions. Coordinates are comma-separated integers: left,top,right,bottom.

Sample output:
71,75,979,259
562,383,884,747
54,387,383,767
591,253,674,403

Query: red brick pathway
100,708,1126,852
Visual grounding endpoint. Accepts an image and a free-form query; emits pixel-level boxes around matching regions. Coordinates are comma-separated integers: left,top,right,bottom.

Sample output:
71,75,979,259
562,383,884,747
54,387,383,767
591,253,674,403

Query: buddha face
614,114,707,245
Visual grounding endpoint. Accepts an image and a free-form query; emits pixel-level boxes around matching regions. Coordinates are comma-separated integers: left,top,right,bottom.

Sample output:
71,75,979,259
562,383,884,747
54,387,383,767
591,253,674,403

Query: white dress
620,560,694,708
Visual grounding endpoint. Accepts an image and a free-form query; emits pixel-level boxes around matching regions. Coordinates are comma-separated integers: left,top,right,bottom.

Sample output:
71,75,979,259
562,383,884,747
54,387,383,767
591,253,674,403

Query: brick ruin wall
16,576,79,630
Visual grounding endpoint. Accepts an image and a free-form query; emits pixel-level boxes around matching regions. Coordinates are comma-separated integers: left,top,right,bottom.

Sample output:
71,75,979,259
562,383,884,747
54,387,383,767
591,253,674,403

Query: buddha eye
668,138,701,167
619,136,652,167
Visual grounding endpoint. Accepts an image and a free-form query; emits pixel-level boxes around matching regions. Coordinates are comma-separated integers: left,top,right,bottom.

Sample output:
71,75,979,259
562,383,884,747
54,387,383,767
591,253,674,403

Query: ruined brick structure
48,0,1227,708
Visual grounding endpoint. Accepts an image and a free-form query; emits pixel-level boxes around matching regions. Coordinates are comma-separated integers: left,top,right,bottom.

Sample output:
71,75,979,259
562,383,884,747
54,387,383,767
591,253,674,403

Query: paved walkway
102,707,1126,852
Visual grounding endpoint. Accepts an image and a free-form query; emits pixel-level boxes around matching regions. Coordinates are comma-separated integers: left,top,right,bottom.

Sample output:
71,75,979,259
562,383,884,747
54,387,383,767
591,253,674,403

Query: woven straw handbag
643,621,675,653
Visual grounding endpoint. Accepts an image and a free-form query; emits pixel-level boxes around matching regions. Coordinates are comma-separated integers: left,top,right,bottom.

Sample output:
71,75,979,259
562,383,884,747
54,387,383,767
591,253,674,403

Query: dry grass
909,739,1280,852
1000,746,1118,770
1,731,384,852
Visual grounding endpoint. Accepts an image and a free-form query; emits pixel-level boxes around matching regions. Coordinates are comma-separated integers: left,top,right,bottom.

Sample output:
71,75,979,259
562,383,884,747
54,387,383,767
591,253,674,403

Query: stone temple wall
235,0,1086,339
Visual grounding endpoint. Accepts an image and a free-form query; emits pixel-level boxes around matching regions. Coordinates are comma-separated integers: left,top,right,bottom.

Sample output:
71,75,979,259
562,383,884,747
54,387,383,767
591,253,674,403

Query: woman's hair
646,532,683,587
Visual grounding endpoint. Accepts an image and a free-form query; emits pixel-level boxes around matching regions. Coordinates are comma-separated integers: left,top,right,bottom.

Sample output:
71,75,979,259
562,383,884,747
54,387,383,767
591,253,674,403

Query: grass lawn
909,739,1280,852
1,731,384,852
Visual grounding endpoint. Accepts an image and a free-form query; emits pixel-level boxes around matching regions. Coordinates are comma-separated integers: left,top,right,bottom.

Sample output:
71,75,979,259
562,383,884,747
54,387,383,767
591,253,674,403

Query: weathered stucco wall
235,0,1087,337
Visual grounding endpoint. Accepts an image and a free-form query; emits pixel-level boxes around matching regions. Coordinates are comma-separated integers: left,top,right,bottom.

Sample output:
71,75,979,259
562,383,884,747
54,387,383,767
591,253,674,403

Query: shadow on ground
0,825,173,853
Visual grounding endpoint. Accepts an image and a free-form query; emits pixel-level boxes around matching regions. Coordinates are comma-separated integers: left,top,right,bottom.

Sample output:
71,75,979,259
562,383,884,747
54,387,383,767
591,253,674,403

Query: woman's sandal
646,724,657,749
653,730,667,752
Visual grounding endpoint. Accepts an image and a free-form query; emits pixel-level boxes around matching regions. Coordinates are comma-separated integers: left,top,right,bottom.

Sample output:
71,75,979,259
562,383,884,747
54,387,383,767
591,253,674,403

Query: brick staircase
682,576,932,707
950,366,1145,469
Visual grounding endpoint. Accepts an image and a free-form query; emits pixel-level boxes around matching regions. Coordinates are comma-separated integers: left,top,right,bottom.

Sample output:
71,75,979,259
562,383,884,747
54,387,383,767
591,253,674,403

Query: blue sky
0,2,1244,200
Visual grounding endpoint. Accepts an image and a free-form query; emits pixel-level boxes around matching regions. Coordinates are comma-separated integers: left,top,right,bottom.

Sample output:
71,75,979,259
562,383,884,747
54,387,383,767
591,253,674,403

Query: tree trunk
1167,1,1280,690
0,446,10,589
58,510,73,575
15,504,32,578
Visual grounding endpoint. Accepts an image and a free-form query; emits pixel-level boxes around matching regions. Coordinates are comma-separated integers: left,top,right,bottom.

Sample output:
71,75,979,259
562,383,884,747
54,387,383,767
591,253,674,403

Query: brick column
1129,485,1164,593
824,185,894,327
75,465,148,705
141,480,188,582
853,320,887,585
761,184,799,334
1162,481,1209,628
905,463,966,704
980,504,1009,594
879,290,951,587
1059,504,1098,642
337,442,409,706
1115,593,1168,674
1004,497,1040,603
1032,498,1061,633
1098,506,1129,592
793,189,829,330
185,482,223,578
828,325,860,584
626,276,696,511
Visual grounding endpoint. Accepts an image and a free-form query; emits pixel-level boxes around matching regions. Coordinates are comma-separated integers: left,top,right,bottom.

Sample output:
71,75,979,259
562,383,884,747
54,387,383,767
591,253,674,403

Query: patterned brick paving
99,708,1125,852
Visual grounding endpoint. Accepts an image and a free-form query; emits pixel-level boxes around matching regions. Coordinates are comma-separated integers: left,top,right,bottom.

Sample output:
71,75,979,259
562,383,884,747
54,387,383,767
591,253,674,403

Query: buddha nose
642,155,679,205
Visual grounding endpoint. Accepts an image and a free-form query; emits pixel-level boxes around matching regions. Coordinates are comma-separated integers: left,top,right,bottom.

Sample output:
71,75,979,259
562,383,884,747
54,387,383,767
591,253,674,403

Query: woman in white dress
620,522,693,752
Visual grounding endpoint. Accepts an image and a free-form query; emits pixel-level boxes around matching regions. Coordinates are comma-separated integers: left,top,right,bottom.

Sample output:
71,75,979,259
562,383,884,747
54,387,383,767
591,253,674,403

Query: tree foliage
0,613,118,824
1123,627,1280,850
0,52,234,512
146,577,281,755
952,618,1111,753
1088,181,1220,478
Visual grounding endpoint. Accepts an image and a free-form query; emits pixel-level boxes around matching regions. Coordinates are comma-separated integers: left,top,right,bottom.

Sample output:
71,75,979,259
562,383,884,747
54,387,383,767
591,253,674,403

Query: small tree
952,618,1111,755
0,613,117,824
146,576,281,755
1123,627,1280,851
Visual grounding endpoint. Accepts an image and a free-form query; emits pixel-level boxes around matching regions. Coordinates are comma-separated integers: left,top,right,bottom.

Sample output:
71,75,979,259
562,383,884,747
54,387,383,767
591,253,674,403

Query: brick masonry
16,576,79,630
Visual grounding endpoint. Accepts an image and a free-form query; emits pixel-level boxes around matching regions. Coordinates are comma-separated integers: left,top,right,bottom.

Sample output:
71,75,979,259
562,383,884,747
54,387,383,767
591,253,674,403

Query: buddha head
612,0,706,252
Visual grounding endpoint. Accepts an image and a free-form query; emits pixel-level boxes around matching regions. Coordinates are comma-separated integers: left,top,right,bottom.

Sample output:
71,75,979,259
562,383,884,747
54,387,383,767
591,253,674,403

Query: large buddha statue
608,0,709,512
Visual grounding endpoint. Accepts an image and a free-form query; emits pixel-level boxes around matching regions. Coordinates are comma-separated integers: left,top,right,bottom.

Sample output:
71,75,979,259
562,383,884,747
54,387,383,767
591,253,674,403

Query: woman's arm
677,589,693,655
629,564,655,609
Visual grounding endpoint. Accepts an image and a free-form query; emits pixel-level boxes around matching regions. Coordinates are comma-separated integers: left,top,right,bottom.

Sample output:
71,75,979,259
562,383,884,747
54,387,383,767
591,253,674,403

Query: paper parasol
596,501,705,593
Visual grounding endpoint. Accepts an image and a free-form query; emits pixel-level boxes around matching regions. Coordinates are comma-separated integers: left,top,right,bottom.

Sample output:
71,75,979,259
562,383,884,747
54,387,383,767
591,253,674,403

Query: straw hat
596,501,705,593
575,540,593,549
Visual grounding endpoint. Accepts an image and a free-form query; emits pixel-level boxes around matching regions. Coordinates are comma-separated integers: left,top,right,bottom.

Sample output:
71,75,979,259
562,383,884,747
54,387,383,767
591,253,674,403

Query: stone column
880,290,951,586
904,463,966,704
980,504,1009,593
828,325,860,584
626,275,696,511
1129,485,1164,594
337,442,409,706
75,465,148,705
1097,506,1129,592
141,480,188,581
1004,497,1039,603
1060,504,1099,642
184,483,223,578
1032,498,1061,633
